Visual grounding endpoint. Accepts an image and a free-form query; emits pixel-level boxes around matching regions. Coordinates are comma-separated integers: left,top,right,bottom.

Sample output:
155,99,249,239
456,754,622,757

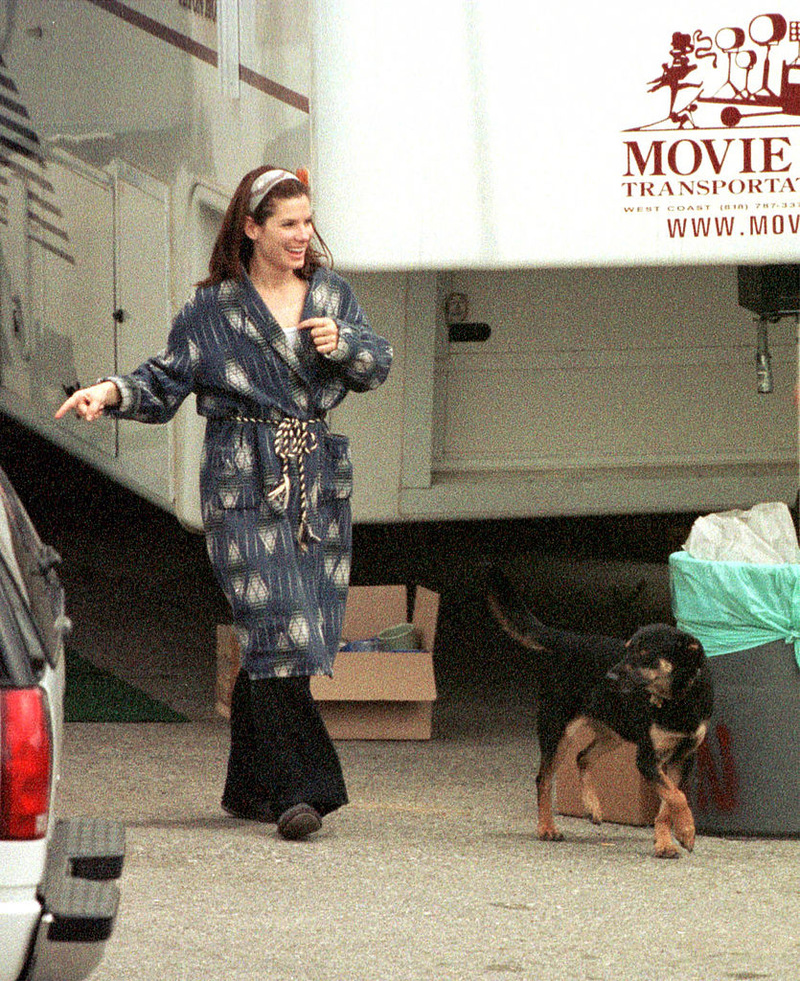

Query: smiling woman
244,187,320,333
53,164,393,841
247,196,315,279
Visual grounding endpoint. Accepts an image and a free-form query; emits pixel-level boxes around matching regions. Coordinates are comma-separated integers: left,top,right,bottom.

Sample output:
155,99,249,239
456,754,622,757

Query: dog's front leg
653,799,680,859
659,733,707,855
655,775,695,855
662,760,697,854
637,745,696,858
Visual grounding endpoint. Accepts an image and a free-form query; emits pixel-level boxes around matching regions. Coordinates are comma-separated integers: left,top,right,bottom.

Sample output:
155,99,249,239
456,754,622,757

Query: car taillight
0,688,52,840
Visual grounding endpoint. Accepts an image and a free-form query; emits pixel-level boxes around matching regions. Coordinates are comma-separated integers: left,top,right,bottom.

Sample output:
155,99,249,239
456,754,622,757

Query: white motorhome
1,0,798,531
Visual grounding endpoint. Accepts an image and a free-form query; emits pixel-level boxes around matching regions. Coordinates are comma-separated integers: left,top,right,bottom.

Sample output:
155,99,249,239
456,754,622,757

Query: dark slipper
278,803,322,840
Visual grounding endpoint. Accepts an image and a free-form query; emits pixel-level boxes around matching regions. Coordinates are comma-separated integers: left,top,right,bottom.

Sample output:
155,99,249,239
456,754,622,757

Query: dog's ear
681,634,705,662
671,633,706,687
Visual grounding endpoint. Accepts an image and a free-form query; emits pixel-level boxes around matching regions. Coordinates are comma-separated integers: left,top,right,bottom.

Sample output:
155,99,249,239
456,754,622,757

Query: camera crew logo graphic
629,14,800,131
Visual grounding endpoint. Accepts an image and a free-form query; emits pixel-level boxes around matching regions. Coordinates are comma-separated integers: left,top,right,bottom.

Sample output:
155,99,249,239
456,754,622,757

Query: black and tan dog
487,569,713,858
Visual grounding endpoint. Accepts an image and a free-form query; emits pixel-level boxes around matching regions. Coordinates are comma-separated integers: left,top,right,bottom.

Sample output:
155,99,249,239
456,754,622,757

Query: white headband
249,169,301,214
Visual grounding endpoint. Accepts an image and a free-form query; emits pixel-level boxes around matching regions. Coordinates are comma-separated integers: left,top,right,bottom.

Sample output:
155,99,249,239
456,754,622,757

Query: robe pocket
203,441,262,510
322,432,353,500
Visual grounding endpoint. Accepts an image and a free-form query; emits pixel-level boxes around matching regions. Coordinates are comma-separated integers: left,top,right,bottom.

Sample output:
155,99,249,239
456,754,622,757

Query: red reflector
0,688,52,840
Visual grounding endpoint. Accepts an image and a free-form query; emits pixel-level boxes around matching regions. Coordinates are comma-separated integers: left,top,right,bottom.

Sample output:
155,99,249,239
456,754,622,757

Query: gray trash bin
670,551,800,836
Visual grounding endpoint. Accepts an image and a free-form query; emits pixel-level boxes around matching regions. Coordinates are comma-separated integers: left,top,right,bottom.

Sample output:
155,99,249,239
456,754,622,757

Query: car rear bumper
27,817,125,981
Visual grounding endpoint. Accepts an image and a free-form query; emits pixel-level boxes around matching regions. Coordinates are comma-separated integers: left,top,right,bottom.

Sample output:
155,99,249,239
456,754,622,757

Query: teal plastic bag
669,551,800,669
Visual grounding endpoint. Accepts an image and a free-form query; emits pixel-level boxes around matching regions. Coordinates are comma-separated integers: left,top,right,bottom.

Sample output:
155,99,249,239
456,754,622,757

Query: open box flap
341,585,407,641
413,586,439,654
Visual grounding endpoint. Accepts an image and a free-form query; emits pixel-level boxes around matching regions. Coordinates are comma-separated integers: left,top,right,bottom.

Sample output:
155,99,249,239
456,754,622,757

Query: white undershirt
281,325,301,350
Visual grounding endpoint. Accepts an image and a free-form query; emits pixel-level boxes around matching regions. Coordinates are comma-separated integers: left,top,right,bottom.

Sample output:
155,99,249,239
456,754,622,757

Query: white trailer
0,0,797,530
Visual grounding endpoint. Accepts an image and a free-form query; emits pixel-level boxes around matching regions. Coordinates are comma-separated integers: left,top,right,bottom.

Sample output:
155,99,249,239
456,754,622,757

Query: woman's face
245,194,314,275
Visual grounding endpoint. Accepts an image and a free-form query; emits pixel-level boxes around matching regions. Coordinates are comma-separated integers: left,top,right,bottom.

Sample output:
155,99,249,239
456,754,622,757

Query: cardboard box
216,585,439,740
556,740,660,827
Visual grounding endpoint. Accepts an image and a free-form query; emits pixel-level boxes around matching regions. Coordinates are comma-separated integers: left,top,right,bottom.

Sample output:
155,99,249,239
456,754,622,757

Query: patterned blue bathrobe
108,268,392,679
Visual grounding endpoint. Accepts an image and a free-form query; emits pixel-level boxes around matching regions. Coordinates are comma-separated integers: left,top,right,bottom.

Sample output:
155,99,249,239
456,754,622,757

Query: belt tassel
268,417,321,552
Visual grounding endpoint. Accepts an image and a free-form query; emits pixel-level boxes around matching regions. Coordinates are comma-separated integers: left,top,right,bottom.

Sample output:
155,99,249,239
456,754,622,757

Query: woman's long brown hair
198,165,332,287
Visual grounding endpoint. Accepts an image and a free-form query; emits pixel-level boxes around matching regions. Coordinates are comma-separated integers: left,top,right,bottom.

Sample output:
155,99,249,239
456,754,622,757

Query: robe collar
218,272,315,387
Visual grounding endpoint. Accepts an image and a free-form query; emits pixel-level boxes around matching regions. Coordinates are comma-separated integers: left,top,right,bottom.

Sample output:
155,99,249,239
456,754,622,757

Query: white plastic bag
682,501,800,564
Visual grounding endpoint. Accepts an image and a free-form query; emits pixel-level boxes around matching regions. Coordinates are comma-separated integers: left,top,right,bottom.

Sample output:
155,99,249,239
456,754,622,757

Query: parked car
0,463,124,981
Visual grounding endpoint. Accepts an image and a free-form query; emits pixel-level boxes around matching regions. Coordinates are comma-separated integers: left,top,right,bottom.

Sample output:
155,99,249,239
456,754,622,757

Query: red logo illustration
629,13,800,130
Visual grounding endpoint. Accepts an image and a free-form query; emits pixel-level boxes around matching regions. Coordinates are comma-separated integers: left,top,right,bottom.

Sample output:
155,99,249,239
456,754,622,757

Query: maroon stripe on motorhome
0,155,54,192
28,189,62,217
28,210,70,242
0,66,21,96
29,233,75,265
236,65,309,111
85,0,310,113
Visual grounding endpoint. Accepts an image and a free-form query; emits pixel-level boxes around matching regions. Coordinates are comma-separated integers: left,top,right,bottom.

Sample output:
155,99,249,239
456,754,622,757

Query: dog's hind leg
536,766,562,840
535,717,594,840
535,722,581,841
576,724,623,825
535,744,563,841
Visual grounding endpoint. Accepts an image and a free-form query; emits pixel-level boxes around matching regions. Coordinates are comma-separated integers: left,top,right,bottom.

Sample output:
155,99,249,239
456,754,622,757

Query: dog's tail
486,567,562,652
487,566,630,669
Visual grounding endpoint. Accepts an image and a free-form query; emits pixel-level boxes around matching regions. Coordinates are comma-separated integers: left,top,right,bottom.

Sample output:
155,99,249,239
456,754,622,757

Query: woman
56,166,393,840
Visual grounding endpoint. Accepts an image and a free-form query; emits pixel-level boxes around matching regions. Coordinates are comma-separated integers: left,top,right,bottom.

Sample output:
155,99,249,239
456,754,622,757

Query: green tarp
670,551,800,670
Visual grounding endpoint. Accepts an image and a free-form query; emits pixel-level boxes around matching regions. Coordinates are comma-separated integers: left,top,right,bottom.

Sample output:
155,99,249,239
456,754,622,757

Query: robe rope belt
236,415,321,551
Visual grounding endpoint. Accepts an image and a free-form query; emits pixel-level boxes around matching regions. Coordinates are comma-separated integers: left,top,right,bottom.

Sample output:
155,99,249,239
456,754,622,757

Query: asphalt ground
2,416,799,981
57,720,799,981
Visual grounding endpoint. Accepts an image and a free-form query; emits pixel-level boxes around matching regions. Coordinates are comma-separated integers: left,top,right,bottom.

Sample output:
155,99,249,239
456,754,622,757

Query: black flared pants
223,669,348,819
